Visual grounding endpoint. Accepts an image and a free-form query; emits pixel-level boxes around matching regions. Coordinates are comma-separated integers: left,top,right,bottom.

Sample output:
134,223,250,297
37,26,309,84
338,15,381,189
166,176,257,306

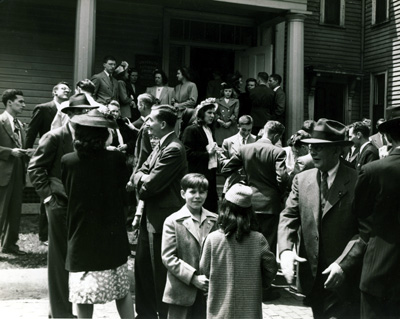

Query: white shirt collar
159,131,175,147
104,70,110,77
359,141,370,154
324,160,340,189
273,86,280,92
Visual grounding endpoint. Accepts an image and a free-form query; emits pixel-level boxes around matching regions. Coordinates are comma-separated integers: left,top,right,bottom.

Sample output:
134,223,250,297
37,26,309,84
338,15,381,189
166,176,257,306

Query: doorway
314,82,346,123
190,47,235,102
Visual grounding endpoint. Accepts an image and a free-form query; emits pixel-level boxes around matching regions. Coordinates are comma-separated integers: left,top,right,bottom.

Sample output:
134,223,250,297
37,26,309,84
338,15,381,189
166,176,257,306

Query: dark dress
181,123,218,213
61,150,130,272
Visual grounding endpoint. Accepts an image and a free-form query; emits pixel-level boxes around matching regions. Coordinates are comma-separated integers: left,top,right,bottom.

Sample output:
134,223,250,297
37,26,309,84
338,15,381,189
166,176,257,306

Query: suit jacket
273,87,286,124
162,206,218,306
134,132,187,233
28,124,74,202
222,138,288,214
249,84,274,128
278,163,368,299
353,148,400,300
0,112,27,187
146,86,175,105
61,150,130,271
91,71,119,105
369,132,387,149
25,100,57,148
355,142,379,172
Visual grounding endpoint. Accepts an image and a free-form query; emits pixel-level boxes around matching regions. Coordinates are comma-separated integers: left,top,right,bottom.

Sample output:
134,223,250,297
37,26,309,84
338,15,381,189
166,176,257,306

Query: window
320,0,345,27
372,0,389,25
370,72,387,131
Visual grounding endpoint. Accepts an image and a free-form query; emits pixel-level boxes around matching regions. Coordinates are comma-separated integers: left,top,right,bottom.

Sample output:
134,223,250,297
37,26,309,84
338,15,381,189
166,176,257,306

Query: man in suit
133,104,188,319
0,89,32,255
348,121,379,172
369,118,387,149
91,55,119,105
249,72,275,135
268,74,286,125
222,120,288,257
220,115,256,194
278,118,368,319
353,107,400,319
28,94,97,318
25,81,71,243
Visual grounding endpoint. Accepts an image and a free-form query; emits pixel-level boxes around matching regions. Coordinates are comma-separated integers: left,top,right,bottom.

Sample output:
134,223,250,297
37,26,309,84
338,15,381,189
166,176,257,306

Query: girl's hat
225,183,253,208
221,81,233,90
196,98,218,112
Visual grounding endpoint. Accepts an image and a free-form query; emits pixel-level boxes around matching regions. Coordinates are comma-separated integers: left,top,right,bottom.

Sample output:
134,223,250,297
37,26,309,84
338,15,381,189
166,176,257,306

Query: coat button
315,236,318,240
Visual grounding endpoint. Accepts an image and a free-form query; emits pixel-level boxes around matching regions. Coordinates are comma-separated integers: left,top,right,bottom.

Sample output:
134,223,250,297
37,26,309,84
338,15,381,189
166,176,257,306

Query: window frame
320,0,345,27
372,0,390,26
369,71,388,125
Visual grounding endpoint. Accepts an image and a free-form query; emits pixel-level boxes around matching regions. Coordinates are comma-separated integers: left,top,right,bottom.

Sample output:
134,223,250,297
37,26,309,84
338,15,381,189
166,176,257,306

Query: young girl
200,183,278,319
215,83,239,145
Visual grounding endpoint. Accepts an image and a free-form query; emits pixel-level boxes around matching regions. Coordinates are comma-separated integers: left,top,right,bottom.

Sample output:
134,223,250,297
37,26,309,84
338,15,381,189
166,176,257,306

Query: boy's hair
181,173,209,192
218,199,259,242
2,89,23,106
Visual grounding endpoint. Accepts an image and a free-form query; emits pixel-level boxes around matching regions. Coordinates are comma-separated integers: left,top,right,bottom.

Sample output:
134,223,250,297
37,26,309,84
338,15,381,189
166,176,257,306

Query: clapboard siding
0,0,75,124
305,0,362,72
363,0,400,112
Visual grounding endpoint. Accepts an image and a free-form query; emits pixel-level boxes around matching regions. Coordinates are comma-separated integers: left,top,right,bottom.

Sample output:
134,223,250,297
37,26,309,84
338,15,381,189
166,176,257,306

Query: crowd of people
0,53,398,319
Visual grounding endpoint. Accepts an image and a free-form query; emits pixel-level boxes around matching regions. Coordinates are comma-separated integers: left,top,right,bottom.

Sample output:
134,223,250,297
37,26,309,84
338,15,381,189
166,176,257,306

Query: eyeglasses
308,144,325,152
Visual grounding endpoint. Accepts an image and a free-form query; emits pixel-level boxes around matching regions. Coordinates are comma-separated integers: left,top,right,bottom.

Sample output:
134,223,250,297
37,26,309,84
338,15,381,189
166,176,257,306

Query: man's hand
140,174,150,183
25,148,35,157
11,148,26,158
131,215,141,238
322,262,345,289
106,146,118,151
191,275,209,292
280,250,307,284
126,181,135,192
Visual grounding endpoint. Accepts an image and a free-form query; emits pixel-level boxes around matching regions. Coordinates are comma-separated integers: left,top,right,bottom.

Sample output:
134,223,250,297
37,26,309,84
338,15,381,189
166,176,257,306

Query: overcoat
91,71,119,105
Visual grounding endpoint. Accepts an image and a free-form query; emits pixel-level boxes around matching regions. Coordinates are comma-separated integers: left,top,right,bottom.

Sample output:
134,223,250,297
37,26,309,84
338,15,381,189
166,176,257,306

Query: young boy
161,173,218,319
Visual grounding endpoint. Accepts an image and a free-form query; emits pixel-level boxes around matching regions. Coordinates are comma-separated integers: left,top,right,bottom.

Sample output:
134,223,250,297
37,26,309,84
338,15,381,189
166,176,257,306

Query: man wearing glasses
278,118,369,319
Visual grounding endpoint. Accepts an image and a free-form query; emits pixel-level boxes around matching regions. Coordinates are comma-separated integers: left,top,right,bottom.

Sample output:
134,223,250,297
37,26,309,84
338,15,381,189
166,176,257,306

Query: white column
286,13,306,137
74,0,96,86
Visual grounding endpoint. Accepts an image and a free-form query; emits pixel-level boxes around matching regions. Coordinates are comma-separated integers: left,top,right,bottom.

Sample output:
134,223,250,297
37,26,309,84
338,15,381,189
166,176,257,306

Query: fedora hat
70,109,118,129
378,106,400,133
61,93,100,114
301,118,352,145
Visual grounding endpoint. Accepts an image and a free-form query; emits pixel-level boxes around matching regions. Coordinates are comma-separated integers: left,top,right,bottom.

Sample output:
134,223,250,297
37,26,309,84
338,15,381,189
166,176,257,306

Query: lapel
304,169,321,229
219,98,235,108
322,163,349,218
158,87,167,101
196,124,208,145
101,72,113,91
229,133,241,155
181,207,217,245
1,113,20,146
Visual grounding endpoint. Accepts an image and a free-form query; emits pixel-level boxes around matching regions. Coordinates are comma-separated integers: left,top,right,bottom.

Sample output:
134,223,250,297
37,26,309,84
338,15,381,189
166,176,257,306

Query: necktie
149,143,161,168
242,137,246,145
109,74,114,90
13,118,22,148
320,171,329,212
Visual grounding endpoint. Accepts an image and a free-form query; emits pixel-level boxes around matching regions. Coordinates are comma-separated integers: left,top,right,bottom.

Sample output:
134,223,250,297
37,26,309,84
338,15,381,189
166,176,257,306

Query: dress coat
91,71,119,105
353,147,400,302
181,123,219,213
134,132,188,233
221,138,288,214
215,97,239,145
146,86,175,105
272,87,286,124
25,100,57,148
118,80,135,119
278,162,368,300
220,132,256,193
61,150,130,271
200,230,278,319
174,81,198,109
355,142,379,172
162,206,218,306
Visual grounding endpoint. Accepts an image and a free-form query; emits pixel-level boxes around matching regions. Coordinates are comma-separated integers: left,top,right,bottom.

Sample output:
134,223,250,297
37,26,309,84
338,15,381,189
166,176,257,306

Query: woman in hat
200,183,278,319
215,82,239,145
181,98,220,213
60,109,134,319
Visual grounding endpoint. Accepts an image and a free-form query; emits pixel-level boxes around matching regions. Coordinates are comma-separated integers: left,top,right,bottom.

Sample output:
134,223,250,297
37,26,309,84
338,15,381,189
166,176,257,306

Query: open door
234,45,273,81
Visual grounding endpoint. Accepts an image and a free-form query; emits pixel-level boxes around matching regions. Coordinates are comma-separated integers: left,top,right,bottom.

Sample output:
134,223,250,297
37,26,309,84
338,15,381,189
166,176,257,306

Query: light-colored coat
200,230,278,319
162,206,218,306
278,163,368,299
146,86,175,105
220,132,256,193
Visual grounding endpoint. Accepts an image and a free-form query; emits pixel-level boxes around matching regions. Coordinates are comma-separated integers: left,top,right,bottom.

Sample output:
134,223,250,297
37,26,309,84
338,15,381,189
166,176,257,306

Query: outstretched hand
322,262,345,289
280,250,307,284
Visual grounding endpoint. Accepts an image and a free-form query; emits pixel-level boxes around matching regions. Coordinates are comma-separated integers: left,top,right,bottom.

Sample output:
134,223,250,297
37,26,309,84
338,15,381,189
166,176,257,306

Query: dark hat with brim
378,106,400,133
70,109,118,129
61,93,100,114
301,118,352,145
